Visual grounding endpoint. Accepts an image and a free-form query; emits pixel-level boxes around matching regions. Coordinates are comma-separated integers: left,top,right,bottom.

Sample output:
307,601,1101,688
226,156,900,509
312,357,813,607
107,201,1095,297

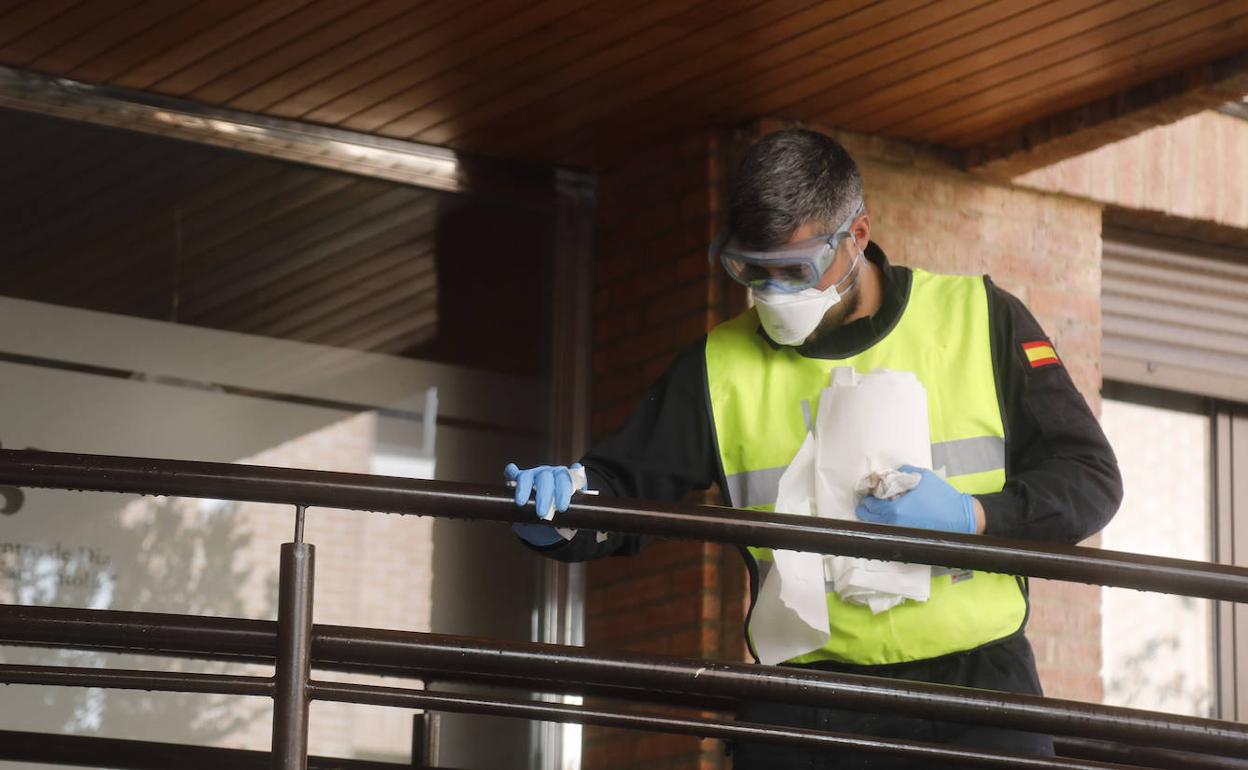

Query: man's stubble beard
803,279,863,346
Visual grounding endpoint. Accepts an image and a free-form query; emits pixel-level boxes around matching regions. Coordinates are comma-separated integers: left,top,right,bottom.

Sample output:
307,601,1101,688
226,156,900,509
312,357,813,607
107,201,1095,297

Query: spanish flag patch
1022,340,1060,369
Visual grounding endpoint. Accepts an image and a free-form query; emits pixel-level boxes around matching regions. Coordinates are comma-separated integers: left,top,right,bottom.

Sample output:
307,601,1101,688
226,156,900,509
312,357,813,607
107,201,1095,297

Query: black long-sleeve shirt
537,243,1122,561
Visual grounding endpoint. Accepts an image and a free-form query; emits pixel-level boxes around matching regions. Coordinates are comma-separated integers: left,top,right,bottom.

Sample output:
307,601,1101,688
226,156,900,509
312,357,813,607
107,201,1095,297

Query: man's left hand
855,465,982,534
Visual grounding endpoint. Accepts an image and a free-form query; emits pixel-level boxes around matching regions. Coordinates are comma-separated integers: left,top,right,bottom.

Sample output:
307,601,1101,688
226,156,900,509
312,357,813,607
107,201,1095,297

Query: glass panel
0,107,556,768
0,106,548,376
1099,398,1215,716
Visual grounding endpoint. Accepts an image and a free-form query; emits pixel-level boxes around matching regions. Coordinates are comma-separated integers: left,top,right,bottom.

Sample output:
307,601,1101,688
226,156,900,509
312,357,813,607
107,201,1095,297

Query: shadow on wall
1104,629,1213,717
0,493,270,748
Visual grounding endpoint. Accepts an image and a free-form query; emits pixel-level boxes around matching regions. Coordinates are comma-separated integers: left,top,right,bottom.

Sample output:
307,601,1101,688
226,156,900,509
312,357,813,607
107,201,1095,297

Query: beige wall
234,413,435,760
1015,111,1248,229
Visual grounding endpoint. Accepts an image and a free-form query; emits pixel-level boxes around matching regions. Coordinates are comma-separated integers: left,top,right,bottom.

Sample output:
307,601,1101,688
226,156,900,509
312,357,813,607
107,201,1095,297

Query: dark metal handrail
3,604,1246,759
1,449,1246,601
1,448,1245,769
7,655,1247,770
2,729,1242,770
314,680,1141,770
0,730,424,770
0,660,1138,770
0,662,271,696
1053,738,1248,770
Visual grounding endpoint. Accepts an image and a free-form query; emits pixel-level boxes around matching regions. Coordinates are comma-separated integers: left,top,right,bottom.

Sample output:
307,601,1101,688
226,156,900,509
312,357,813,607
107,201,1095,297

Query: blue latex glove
854,465,977,534
504,462,586,546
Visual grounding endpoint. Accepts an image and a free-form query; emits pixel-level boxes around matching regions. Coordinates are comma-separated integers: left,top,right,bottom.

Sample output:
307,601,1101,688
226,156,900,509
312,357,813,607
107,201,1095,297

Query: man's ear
853,213,871,250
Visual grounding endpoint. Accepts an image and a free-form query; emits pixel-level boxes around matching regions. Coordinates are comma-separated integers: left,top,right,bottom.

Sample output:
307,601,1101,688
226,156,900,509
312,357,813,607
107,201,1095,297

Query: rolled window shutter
1102,235,1248,403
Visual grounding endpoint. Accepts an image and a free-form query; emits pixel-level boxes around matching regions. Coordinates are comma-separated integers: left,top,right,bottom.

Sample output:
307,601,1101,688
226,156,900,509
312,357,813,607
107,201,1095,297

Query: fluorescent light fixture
0,66,464,191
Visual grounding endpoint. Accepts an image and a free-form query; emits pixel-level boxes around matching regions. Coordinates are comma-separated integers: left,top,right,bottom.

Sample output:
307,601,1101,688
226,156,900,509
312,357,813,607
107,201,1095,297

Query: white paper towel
754,432,830,664
814,368,933,519
816,368,933,614
752,368,936,665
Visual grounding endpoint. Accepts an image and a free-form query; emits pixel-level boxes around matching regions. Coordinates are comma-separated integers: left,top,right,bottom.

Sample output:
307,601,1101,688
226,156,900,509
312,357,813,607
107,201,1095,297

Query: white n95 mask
753,248,862,346
754,285,844,345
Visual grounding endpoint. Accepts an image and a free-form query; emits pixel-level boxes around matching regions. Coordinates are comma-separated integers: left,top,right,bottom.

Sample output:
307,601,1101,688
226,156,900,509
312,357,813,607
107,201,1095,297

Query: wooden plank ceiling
1,0,1246,169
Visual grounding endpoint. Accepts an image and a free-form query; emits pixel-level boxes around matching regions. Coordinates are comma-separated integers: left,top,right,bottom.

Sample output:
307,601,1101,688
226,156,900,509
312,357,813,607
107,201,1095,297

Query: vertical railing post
272,505,314,770
410,711,440,768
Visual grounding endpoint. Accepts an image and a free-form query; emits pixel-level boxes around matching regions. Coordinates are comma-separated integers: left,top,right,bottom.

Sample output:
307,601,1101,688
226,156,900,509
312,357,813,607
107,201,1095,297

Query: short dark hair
728,129,864,249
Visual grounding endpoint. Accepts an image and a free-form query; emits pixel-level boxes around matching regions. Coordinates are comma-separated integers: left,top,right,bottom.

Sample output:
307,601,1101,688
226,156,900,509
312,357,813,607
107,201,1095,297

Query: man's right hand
504,463,586,546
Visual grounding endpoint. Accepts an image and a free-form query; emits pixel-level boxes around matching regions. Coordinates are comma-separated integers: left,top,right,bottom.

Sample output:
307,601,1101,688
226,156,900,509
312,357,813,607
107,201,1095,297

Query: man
505,129,1122,768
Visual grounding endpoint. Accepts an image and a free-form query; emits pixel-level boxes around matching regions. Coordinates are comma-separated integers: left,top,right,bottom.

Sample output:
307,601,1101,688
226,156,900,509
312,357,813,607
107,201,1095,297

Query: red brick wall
585,129,743,770
591,133,732,438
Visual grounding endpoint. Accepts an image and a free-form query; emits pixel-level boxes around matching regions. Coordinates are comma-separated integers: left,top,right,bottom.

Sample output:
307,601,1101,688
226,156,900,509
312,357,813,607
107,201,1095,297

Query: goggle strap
832,247,863,292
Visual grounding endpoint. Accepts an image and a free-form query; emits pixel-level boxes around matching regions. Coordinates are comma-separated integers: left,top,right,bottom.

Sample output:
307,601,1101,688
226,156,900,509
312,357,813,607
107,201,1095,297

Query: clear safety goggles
710,203,865,293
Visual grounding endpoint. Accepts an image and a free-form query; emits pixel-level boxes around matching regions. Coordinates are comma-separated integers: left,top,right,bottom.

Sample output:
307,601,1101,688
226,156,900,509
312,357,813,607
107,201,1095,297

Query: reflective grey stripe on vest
724,436,1004,508
930,435,1005,478
725,465,789,509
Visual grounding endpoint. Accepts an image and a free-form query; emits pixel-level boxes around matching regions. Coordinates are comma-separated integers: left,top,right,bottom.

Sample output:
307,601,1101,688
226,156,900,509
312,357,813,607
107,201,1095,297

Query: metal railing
0,448,1246,770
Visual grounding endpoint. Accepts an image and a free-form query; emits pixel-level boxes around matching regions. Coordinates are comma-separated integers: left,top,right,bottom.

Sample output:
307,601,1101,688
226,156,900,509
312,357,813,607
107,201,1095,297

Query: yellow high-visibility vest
705,269,1027,665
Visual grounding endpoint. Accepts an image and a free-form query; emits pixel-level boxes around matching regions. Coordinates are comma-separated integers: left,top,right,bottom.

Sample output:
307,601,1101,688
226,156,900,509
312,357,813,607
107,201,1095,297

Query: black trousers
731,634,1054,769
